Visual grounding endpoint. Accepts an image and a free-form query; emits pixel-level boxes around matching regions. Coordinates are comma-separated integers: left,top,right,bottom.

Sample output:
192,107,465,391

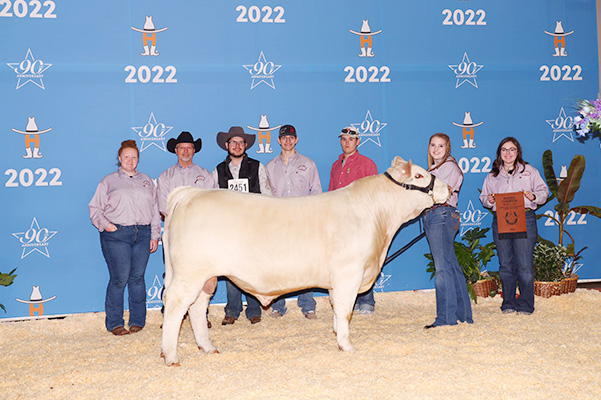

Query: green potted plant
532,242,568,298
539,150,601,285
0,268,17,312
425,227,497,303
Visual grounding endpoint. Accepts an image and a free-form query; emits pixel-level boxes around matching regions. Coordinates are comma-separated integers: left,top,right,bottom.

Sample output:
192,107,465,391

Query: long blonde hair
427,133,461,175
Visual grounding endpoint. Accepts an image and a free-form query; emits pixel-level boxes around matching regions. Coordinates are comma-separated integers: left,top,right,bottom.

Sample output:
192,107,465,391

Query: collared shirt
266,152,322,197
329,151,378,191
157,163,214,216
479,163,549,211
212,159,272,195
89,169,161,240
429,158,463,207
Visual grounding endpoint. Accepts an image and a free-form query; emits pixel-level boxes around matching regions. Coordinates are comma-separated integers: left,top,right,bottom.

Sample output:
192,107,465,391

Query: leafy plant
425,227,497,302
540,150,601,258
0,268,18,312
533,242,568,282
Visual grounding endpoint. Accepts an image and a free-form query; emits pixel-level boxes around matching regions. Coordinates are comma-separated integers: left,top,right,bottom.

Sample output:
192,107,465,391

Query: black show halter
383,171,436,198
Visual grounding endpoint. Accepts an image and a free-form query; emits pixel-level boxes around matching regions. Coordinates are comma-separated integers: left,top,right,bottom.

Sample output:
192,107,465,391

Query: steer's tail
163,186,193,291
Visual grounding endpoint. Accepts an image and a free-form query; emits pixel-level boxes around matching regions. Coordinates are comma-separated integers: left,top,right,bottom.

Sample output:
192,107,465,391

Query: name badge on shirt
228,178,249,193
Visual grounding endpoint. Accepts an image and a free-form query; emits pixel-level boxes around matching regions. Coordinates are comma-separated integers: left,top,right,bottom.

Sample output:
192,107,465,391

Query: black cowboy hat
166,131,202,153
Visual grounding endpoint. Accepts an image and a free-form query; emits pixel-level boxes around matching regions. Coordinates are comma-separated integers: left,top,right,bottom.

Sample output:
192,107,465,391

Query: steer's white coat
161,156,449,365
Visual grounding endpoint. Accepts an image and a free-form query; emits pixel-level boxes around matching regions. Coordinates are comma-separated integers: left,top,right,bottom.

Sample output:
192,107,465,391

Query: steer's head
386,156,450,205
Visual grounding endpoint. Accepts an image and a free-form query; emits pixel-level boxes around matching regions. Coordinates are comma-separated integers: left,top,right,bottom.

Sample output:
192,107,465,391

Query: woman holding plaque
89,140,161,335
422,133,473,329
480,137,548,315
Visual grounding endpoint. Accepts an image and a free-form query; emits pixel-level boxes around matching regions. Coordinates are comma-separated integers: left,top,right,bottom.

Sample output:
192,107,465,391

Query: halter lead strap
384,171,436,197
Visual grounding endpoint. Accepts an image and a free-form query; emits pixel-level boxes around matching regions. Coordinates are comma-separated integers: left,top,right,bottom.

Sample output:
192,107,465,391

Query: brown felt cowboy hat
216,126,256,151
167,131,202,153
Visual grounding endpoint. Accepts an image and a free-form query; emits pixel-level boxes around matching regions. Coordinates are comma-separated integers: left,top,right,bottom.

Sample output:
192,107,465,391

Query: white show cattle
160,156,449,365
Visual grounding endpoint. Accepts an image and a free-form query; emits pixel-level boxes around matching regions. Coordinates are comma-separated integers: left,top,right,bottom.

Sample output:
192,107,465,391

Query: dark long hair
491,136,528,177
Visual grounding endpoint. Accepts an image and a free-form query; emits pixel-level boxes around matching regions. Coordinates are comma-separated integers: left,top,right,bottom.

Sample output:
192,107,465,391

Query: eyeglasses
228,140,246,147
501,147,517,153
341,127,357,135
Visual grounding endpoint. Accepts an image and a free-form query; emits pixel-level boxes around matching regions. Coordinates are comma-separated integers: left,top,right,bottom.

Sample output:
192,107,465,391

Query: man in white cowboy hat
329,126,378,314
212,126,272,325
265,124,322,320
157,131,214,218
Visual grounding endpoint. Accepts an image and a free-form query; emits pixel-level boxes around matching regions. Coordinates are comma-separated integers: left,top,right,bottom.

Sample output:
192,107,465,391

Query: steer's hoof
198,345,219,354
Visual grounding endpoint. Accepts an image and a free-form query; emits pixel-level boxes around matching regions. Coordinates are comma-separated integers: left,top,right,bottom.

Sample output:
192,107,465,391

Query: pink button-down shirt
89,169,161,240
266,152,322,197
328,151,378,191
429,158,463,208
157,163,214,216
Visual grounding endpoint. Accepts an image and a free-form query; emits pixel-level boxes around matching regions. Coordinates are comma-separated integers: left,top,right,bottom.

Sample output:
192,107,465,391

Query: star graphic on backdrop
12,218,58,259
6,49,52,90
448,52,483,88
243,51,282,89
131,112,172,152
374,272,392,292
351,110,387,148
459,200,489,236
546,107,574,142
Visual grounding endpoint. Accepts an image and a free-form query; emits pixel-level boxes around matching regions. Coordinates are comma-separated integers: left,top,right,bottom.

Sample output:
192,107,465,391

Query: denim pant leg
424,207,459,326
297,290,316,314
127,225,151,328
493,216,519,311
514,211,537,313
100,227,133,331
448,210,473,323
224,280,243,319
244,293,262,320
271,297,287,315
355,288,375,307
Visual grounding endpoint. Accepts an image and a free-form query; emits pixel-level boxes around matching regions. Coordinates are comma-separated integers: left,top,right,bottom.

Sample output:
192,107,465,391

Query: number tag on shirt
228,178,249,193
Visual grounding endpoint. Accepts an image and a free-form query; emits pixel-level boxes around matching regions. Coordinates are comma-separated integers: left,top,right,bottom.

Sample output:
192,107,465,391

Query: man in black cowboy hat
212,126,272,325
157,131,214,219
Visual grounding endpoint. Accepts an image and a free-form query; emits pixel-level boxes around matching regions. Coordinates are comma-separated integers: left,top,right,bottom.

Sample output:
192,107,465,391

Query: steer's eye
414,173,423,179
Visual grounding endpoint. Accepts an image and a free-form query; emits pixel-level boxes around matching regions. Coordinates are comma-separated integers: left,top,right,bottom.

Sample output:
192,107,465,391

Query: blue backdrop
1,0,599,319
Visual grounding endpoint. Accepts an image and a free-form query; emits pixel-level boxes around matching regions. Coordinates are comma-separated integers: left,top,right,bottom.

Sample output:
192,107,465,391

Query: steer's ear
389,156,411,181
390,156,406,168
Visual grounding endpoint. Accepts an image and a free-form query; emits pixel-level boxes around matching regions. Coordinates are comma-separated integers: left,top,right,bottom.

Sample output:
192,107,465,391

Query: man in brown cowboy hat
212,126,272,325
157,131,214,219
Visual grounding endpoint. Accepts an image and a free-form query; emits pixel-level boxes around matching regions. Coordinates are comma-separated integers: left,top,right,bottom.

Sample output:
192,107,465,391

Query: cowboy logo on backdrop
452,112,483,149
16,285,56,317
350,20,382,58
12,117,52,159
131,16,168,56
544,21,573,57
247,115,281,154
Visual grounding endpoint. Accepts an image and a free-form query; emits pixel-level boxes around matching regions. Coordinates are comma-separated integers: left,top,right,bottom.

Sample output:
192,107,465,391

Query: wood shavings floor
1,290,600,399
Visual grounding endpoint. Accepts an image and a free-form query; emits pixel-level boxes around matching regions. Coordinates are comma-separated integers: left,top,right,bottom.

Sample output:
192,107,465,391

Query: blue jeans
272,290,316,315
224,280,262,320
100,224,151,331
493,210,537,314
423,206,473,326
354,288,375,309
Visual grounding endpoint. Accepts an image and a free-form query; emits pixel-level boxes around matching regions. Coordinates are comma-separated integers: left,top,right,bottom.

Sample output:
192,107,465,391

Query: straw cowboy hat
544,21,574,37
16,286,56,304
216,126,256,151
167,131,202,153
130,16,168,33
11,117,52,135
350,20,382,36
452,112,484,128
246,114,281,132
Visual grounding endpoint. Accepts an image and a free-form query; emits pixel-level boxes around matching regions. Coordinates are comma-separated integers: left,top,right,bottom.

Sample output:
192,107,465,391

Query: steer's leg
329,284,360,352
161,279,197,366
189,278,218,354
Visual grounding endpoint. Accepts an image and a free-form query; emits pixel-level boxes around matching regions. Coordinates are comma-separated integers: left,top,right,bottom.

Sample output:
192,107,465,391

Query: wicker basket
534,281,563,298
472,279,493,298
563,274,579,293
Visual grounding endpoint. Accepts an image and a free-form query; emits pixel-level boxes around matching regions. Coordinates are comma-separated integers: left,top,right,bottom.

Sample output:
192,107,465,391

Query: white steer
161,156,449,365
